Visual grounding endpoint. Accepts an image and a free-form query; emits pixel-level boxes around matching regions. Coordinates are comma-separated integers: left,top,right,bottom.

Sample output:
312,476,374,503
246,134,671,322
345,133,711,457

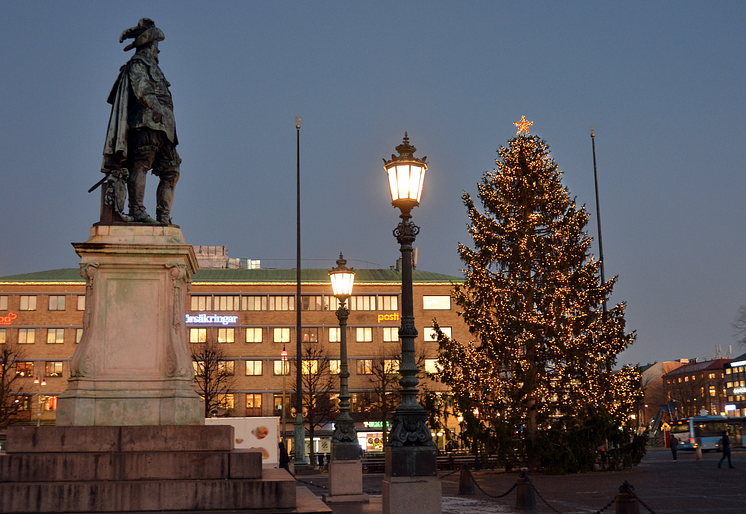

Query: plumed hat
120,18,165,52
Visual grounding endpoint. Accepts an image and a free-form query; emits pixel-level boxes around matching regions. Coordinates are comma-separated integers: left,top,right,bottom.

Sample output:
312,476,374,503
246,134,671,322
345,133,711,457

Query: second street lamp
324,253,369,503
329,253,356,450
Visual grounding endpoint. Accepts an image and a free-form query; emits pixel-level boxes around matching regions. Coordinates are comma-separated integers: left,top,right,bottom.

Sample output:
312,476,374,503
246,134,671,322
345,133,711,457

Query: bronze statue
97,18,180,225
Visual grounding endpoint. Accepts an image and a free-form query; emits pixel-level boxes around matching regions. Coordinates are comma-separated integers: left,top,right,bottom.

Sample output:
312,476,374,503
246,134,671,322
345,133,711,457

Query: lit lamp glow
384,133,427,215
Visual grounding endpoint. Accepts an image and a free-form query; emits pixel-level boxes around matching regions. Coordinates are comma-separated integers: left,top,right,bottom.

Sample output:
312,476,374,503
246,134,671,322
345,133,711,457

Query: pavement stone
300,448,745,514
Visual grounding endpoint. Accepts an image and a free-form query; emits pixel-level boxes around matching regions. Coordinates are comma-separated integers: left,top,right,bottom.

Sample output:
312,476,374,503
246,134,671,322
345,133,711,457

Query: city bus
669,416,729,451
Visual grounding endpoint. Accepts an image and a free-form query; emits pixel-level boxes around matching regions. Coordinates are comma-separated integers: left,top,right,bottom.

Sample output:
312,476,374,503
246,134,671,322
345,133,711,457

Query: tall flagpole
590,126,607,316
293,116,307,466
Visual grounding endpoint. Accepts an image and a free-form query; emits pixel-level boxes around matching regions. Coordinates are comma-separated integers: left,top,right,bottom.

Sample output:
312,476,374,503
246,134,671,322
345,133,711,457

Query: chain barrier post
458,464,475,495
516,468,536,511
615,481,639,514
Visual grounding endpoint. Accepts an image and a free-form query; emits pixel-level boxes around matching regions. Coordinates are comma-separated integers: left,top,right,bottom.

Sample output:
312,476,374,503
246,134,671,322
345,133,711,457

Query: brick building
724,352,746,417
661,358,730,417
0,262,466,452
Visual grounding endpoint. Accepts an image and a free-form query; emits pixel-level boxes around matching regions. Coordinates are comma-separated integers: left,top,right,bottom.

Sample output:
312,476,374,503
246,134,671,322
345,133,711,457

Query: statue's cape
101,65,130,172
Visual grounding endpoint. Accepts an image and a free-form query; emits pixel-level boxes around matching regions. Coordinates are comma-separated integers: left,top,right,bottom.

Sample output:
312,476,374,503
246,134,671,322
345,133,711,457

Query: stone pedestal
382,445,441,514
56,224,203,426
0,426,322,513
323,458,370,504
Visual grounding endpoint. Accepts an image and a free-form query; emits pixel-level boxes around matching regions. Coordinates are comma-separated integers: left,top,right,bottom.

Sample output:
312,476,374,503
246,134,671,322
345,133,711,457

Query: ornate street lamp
33,375,46,427
329,253,357,451
381,134,439,514
280,345,288,447
324,253,369,503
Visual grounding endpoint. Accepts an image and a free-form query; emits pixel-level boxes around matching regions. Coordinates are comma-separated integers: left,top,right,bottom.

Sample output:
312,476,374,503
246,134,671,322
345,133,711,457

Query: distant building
662,358,731,417
724,352,746,417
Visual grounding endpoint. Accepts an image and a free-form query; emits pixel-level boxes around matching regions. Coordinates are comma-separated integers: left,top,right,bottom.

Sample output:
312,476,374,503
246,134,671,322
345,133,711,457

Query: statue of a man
100,18,181,224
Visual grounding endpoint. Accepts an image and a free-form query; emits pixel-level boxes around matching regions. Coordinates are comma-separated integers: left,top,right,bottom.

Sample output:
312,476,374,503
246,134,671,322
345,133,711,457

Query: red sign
0,313,17,325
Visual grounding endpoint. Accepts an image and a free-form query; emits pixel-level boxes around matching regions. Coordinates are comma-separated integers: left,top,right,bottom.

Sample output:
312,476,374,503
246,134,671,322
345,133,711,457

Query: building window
76,328,83,343
708,373,716,379
246,393,263,416
424,326,452,342
726,368,732,375
218,361,235,376
424,359,440,374
217,328,234,343
274,360,290,376
217,394,234,410
215,295,239,311
77,295,85,311
382,327,399,342
349,295,376,311
242,296,267,311
709,385,717,397
46,361,63,377
423,295,451,310
302,295,324,311
269,296,295,311
301,327,318,343
357,359,373,375
48,295,65,311
378,295,399,311
245,360,263,376
44,396,58,411
302,360,318,374
46,328,65,344
16,361,34,377
273,328,291,343
0,329,6,344
189,328,207,343
18,328,35,344
383,359,399,374
274,393,290,415
356,327,372,343
330,359,341,374
19,296,37,311
190,296,212,311
329,327,341,343
245,328,263,343
0,296,7,310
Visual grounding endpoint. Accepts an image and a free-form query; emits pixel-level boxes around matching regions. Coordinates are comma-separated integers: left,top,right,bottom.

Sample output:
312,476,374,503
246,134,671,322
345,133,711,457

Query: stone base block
326,459,368,501
382,474,442,514
6,425,233,453
0,469,296,513
385,445,438,476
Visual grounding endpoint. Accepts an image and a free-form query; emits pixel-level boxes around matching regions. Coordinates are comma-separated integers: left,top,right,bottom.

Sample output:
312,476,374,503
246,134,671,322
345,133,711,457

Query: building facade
0,264,466,452
661,358,730,418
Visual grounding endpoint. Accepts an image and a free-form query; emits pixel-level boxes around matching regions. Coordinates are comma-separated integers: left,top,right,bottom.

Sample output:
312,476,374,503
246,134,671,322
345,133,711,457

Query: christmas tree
436,119,642,471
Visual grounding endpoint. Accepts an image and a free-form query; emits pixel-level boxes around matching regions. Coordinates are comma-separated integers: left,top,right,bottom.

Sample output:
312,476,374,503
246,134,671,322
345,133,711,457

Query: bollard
458,464,475,495
515,469,536,511
696,446,703,461
615,481,639,514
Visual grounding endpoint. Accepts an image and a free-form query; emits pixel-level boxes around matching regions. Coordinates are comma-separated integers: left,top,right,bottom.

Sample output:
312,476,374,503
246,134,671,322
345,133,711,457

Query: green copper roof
0,268,462,285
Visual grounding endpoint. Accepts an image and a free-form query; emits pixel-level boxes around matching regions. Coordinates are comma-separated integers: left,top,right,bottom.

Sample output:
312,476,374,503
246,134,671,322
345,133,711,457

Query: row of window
188,326,452,344
0,327,83,345
0,295,85,312
0,294,452,313
211,391,410,415
15,361,64,377
666,372,721,384
194,358,440,377
726,366,745,374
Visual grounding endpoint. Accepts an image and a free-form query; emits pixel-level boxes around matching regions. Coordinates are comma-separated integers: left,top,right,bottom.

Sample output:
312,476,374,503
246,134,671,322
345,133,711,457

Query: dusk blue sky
1,2,745,367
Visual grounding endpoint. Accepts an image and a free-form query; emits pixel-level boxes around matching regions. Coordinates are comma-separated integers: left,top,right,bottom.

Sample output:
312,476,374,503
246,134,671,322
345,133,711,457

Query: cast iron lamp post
329,253,357,451
281,345,288,447
382,133,433,448
381,134,440,514
33,374,46,427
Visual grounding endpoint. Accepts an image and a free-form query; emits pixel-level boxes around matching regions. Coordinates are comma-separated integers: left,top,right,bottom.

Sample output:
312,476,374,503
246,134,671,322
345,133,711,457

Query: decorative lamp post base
324,459,370,504
382,473,442,514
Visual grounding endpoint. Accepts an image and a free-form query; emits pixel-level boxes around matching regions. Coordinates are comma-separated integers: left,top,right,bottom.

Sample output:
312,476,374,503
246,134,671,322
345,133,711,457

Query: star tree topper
514,115,533,135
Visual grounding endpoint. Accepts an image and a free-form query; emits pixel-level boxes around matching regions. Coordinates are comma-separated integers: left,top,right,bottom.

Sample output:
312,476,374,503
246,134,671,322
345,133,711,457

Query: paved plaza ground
300,448,745,513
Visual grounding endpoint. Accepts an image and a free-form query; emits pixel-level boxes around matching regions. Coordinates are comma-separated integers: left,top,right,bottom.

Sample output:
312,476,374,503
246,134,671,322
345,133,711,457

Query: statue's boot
155,165,179,225
127,162,156,223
